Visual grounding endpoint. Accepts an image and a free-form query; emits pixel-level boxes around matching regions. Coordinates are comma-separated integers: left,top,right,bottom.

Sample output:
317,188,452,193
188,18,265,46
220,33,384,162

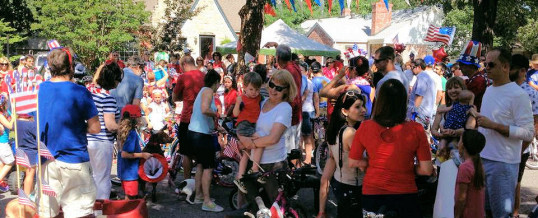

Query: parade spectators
408,58,437,130
38,48,100,217
457,41,490,111
374,46,409,96
111,56,144,112
86,62,122,200
475,48,534,217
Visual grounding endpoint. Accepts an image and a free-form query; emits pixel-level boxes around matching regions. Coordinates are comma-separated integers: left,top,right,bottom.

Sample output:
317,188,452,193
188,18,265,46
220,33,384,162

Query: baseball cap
121,104,142,119
311,61,321,72
424,55,435,66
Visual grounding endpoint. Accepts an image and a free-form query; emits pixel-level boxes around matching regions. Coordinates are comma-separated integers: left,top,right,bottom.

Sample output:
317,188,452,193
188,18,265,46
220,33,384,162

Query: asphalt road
1,164,537,218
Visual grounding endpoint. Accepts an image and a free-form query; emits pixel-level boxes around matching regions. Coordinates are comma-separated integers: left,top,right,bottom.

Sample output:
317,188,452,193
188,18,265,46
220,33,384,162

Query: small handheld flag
15,148,32,168
39,142,55,160
424,25,456,46
41,181,57,197
18,189,36,209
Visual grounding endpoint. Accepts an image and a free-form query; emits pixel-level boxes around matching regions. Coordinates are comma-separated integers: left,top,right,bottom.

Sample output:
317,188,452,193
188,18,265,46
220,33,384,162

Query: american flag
15,148,32,168
41,180,57,197
39,142,55,160
223,135,241,159
424,25,456,45
18,189,36,209
5,68,41,115
392,34,399,45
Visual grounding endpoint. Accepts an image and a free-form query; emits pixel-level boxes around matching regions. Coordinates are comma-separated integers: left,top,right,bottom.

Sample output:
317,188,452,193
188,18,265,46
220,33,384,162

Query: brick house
301,1,444,63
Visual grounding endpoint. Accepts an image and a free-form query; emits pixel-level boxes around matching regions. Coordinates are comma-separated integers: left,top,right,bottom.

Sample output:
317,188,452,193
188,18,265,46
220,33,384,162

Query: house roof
189,0,239,40
215,0,245,32
301,5,444,44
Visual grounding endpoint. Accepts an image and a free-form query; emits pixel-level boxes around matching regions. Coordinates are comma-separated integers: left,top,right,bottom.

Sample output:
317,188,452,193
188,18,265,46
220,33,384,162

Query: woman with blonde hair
0,57,12,94
241,69,297,208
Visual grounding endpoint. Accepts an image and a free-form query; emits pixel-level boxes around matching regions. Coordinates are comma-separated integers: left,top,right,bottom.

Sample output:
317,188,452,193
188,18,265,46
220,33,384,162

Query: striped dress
86,84,120,142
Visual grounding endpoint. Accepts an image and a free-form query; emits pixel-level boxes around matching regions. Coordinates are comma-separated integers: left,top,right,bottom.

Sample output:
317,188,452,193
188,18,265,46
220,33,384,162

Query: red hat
121,105,142,119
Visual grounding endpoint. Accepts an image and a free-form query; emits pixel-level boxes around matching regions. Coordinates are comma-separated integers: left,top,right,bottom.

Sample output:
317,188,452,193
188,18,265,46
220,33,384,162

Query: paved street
1,165,537,217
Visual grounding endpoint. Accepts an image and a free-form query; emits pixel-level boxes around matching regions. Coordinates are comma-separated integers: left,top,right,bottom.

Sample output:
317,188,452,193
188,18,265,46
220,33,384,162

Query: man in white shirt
374,46,409,96
475,48,534,218
407,59,437,130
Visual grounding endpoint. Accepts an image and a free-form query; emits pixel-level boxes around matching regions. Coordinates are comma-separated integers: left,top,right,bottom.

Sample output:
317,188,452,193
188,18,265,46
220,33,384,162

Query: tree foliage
30,0,149,70
516,18,538,53
0,19,26,56
0,0,34,36
152,0,199,53
443,5,473,56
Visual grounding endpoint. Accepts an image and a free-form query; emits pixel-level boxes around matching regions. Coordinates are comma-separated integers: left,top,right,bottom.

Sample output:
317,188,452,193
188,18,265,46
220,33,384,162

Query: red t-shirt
465,70,490,112
285,62,302,126
236,94,262,124
455,160,485,218
223,88,238,113
105,59,125,69
173,70,205,123
349,120,431,195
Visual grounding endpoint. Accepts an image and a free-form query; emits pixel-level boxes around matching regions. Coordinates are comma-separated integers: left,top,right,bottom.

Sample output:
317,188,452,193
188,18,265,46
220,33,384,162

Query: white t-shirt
425,70,443,92
376,70,410,96
302,79,315,112
404,69,417,89
254,100,292,164
479,82,534,164
148,101,168,130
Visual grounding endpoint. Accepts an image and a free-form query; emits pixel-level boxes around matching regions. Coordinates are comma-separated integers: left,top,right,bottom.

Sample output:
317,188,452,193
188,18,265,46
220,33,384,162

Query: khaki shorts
38,160,96,218
0,142,14,164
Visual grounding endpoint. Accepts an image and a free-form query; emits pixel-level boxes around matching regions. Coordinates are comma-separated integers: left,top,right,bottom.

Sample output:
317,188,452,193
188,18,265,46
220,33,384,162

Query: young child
148,89,170,132
454,129,486,218
0,98,13,192
13,114,38,196
233,72,263,193
116,105,152,199
437,90,476,161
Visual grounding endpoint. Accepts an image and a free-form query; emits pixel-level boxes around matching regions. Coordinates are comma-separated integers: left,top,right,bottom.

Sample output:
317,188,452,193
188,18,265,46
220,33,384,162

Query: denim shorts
236,120,256,137
301,111,315,136
482,158,519,217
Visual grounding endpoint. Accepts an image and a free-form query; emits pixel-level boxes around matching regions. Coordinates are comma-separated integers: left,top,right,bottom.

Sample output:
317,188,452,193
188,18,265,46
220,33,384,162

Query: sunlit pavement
1,164,536,218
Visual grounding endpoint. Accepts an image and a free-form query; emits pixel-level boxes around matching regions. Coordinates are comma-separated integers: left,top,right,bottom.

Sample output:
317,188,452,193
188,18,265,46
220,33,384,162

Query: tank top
188,87,217,134
329,126,363,186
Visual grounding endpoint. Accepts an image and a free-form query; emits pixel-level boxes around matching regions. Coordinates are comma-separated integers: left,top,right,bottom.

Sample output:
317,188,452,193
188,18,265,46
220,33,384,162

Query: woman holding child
241,69,297,207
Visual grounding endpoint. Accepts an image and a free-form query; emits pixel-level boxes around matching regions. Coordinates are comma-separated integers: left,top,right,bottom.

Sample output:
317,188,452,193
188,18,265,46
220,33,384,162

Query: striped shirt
87,84,119,142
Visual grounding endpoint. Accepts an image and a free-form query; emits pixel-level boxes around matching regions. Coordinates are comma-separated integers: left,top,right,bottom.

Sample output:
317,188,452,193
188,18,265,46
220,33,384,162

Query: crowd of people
0,38,537,218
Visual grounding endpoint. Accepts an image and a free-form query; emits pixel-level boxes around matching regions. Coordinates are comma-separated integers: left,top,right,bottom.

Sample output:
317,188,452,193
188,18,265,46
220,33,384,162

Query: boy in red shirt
232,72,263,193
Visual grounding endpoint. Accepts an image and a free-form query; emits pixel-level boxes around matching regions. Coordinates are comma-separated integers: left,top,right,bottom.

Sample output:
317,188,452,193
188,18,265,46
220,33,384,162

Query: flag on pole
18,189,36,209
41,181,57,197
305,0,313,15
39,142,55,160
15,148,32,168
424,25,456,45
10,91,38,115
223,135,240,159
392,34,399,44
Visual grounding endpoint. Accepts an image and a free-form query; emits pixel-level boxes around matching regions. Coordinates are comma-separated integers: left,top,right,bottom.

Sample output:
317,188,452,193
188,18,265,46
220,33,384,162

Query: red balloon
433,47,448,63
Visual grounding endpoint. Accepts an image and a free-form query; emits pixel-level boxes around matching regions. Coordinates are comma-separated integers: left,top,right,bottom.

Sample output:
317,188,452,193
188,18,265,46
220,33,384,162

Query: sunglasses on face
485,62,495,68
268,81,288,92
374,58,388,64
0,63,8,66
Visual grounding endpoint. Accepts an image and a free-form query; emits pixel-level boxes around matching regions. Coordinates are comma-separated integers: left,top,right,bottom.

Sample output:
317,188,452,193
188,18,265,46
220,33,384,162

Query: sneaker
194,197,215,204
257,176,266,184
0,181,9,193
202,201,224,212
234,179,248,194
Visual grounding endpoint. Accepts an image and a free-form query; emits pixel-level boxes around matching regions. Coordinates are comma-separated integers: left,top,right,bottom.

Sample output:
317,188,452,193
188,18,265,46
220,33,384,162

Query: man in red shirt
172,55,205,180
457,41,491,111
105,51,126,69
276,44,302,153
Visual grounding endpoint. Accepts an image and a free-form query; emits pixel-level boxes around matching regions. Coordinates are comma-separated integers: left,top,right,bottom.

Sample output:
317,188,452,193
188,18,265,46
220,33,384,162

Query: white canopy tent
217,19,340,57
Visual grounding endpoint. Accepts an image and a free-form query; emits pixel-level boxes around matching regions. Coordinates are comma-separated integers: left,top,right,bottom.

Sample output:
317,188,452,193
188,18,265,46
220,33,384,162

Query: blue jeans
482,158,519,218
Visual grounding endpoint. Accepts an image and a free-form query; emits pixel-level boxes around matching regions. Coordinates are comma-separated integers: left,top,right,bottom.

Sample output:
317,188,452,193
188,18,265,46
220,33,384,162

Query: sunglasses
374,58,388,64
485,62,495,68
0,63,8,66
342,90,361,103
268,81,288,92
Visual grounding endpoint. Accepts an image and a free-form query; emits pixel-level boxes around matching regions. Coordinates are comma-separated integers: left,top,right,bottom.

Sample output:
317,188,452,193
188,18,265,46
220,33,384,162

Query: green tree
0,19,26,56
31,0,149,70
443,5,473,56
516,18,538,53
153,0,199,53
0,0,35,36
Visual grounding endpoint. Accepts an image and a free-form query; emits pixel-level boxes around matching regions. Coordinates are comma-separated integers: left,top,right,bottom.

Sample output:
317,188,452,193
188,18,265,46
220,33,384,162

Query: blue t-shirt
110,68,144,112
311,76,331,108
188,87,217,134
0,127,8,143
154,67,167,82
409,72,437,119
38,81,98,163
118,130,141,181
16,120,38,166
